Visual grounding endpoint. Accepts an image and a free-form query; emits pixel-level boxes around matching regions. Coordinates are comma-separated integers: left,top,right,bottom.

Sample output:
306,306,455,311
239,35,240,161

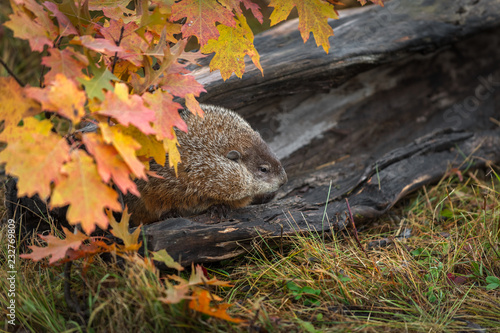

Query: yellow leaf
100,123,147,179
201,14,262,80
107,208,142,251
152,249,184,271
121,125,166,167
163,132,181,176
269,0,338,53
51,150,122,234
26,73,86,123
0,77,40,131
0,118,70,199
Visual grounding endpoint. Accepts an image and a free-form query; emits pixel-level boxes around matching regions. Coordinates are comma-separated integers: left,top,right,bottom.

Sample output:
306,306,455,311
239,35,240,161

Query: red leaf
20,227,88,264
171,0,236,46
42,48,89,84
159,73,206,98
97,83,156,135
143,90,187,140
83,133,140,196
44,1,78,36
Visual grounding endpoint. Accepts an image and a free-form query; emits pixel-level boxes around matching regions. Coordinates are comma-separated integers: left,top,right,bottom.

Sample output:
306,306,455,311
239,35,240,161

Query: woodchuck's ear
226,150,241,162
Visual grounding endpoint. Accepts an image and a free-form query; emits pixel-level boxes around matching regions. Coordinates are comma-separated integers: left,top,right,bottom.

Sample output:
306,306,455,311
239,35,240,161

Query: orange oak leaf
201,13,262,80
51,150,122,234
170,0,236,46
4,0,56,52
82,132,139,196
26,74,86,123
99,20,148,66
0,77,40,130
42,48,89,84
189,289,245,323
108,208,142,251
143,90,187,140
99,123,147,179
159,73,206,98
0,118,70,199
185,93,204,117
269,0,338,53
97,83,156,135
20,227,89,264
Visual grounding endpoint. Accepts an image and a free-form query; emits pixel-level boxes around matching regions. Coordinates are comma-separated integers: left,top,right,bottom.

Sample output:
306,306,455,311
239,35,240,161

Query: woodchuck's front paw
206,204,231,222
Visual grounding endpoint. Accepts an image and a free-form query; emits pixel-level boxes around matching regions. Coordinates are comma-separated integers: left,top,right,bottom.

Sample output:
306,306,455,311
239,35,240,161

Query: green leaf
152,249,184,271
78,62,119,101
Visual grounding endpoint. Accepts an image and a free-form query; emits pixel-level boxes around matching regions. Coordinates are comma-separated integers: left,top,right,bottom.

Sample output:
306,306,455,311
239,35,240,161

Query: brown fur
124,104,287,225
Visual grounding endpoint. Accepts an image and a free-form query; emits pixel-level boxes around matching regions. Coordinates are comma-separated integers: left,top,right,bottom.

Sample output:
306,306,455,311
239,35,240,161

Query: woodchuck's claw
206,204,230,221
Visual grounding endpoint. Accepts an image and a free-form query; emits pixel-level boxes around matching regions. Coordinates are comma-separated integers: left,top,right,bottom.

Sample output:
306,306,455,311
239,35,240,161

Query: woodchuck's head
177,104,287,204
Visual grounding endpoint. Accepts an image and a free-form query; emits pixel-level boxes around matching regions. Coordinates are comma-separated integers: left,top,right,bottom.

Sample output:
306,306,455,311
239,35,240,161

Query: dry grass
1,169,499,332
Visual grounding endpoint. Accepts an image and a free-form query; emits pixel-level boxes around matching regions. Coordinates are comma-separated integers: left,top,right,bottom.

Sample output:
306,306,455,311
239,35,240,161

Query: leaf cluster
0,0,384,234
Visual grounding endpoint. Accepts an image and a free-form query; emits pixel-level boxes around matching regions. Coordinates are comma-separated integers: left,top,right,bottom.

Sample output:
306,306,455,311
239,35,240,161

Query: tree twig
0,58,25,87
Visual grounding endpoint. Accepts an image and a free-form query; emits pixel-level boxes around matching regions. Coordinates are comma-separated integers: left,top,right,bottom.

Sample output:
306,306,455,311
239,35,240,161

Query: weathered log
141,129,500,265
136,0,500,265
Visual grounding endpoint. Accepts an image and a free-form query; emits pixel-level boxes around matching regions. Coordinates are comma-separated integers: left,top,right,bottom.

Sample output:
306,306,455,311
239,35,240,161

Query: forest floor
1,168,499,332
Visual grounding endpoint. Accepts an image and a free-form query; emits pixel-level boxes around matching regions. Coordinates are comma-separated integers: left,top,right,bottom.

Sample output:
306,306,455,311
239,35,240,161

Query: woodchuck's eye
226,150,241,162
258,165,270,173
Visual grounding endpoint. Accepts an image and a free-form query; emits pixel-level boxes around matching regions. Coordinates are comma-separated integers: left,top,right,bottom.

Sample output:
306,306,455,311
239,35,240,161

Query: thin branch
111,26,125,74
0,58,25,87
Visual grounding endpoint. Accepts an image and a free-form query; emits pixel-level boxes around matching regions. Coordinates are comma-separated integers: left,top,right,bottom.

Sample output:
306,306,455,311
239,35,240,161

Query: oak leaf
152,250,184,271
170,0,235,46
185,93,204,117
201,14,262,80
42,48,89,84
0,118,70,199
44,1,79,36
219,0,264,23
99,123,147,179
0,77,40,130
82,133,139,196
20,227,88,264
97,82,156,135
269,0,338,53
51,150,122,234
163,133,181,176
159,73,206,98
121,125,166,167
99,20,148,66
26,73,86,123
143,90,187,141
78,62,119,101
189,289,245,323
4,0,56,52
158,281,191,304
71,35,124,55
108,208,142,251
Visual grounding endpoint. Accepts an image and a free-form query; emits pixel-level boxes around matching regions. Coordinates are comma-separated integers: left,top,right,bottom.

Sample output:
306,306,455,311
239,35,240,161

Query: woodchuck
123,104,288,225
